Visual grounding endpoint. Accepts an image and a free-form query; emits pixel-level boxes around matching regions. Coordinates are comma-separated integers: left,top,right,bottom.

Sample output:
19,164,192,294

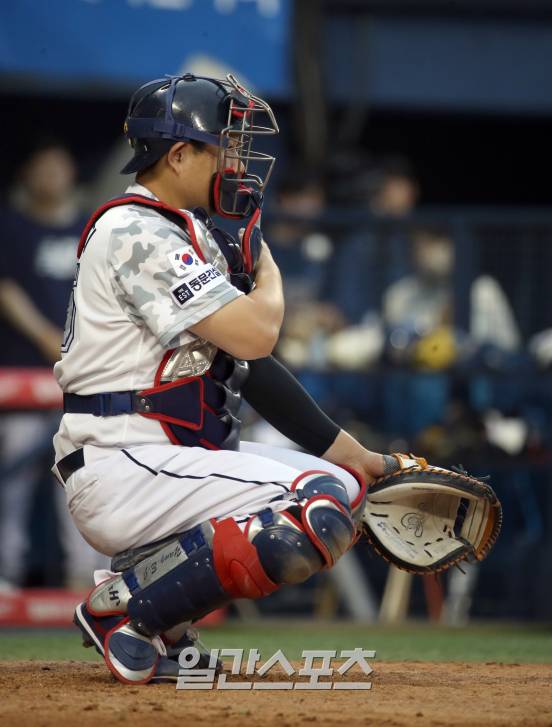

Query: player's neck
137,174,194,212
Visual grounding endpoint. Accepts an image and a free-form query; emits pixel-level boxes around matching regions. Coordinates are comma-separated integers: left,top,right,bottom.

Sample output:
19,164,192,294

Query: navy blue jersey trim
121,449,159,476
120,448,289,490
159,468,289,490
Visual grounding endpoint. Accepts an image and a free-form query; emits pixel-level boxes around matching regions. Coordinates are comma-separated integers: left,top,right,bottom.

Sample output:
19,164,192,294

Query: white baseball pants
60,441,361,557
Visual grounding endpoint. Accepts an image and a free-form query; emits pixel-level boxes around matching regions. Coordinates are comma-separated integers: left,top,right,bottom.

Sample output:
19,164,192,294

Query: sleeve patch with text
170,263,224,307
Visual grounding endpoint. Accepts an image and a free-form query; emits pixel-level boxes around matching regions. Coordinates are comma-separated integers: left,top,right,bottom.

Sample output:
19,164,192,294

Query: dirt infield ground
1,660,551,727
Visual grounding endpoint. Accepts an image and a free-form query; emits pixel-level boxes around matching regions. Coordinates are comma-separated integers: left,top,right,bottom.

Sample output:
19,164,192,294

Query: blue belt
63,385,241,451
63,391,150,417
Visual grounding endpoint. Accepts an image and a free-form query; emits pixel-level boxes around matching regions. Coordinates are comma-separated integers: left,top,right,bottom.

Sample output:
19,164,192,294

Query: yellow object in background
412,326,458,370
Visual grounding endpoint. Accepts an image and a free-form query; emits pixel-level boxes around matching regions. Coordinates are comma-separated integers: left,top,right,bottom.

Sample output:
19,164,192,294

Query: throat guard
193,203,262,294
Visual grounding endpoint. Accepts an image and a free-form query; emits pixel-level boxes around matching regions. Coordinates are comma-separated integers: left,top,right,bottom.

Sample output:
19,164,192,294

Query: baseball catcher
51,74,501,684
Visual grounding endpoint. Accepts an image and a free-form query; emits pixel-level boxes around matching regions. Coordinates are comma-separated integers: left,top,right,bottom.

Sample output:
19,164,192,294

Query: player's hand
323,430,387,486
340,454,382,487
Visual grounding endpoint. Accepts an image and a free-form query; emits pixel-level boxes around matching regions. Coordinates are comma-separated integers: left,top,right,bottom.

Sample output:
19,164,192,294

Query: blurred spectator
0,140,79,365
375,226,521,439
322,225,523,438
327,152,419,213
383,225,521,368
285,155,421,373
326,155,420,324
268,167,333,305
365,156,420,218
0,140,107,587
274,157,422,373
278,300,346,370
268,169,346,370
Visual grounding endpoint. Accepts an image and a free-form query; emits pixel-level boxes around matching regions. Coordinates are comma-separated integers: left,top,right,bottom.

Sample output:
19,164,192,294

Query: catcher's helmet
121,73,278,218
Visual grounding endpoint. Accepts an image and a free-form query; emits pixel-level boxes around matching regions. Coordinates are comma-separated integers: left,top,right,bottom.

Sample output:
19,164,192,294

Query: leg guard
86,471,355,638
87,522,232,635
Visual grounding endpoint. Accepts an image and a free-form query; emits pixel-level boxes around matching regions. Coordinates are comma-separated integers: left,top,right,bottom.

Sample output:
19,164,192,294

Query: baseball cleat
162,625,223,679
74,602,159,685
104,622,159,685
73,601,125,655
74,602,220,684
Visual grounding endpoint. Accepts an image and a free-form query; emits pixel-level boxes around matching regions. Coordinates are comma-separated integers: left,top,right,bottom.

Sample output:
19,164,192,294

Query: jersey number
61,224,95,353
61,262,80,354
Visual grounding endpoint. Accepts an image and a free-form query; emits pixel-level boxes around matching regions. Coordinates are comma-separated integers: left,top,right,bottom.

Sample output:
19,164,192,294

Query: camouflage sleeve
108,213,242,348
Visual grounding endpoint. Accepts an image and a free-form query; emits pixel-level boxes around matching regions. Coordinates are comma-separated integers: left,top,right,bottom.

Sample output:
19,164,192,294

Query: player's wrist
251,262,284,316
323,430,384,479
255,255,276,280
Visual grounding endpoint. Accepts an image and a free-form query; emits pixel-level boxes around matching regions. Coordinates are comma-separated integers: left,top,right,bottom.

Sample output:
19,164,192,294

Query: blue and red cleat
74,601,160,684
74,602,220,684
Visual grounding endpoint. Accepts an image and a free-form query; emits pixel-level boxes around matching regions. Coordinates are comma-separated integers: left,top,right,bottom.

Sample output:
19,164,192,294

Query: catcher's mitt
361,454,502,574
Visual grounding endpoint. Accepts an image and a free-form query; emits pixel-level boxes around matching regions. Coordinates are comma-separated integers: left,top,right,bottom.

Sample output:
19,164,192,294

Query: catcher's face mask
210,74,279,219
122,74,279,220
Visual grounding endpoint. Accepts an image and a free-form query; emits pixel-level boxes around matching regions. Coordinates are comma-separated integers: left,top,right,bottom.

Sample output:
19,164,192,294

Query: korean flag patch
168,246,200,276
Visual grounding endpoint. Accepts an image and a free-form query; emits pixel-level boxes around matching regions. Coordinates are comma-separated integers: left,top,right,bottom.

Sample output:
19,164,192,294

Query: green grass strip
1,622,550,663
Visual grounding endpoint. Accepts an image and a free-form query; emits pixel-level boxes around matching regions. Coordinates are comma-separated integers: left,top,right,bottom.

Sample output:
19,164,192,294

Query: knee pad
86,471,355,638
212,471,356,593
247,471,356,584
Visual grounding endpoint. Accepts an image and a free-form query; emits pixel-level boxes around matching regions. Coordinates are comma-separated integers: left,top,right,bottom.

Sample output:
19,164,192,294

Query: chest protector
75,194,251,451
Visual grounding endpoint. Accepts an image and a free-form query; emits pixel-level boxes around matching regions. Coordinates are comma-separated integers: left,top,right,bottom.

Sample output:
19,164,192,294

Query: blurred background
0,0,551,630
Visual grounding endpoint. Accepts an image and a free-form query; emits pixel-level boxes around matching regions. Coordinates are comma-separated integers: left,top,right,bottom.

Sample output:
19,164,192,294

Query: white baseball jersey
52,183,360,558
53,183,243,461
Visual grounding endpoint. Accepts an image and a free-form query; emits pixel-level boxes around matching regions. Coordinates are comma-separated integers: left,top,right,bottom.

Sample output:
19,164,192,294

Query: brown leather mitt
361,454,502,574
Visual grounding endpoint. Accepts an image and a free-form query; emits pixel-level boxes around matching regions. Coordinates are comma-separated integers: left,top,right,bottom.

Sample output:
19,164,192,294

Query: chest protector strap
74,194,248,451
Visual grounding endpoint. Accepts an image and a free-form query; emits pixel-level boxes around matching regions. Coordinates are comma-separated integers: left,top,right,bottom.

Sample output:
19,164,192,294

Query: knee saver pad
85,474,356,639
87,519,280,638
